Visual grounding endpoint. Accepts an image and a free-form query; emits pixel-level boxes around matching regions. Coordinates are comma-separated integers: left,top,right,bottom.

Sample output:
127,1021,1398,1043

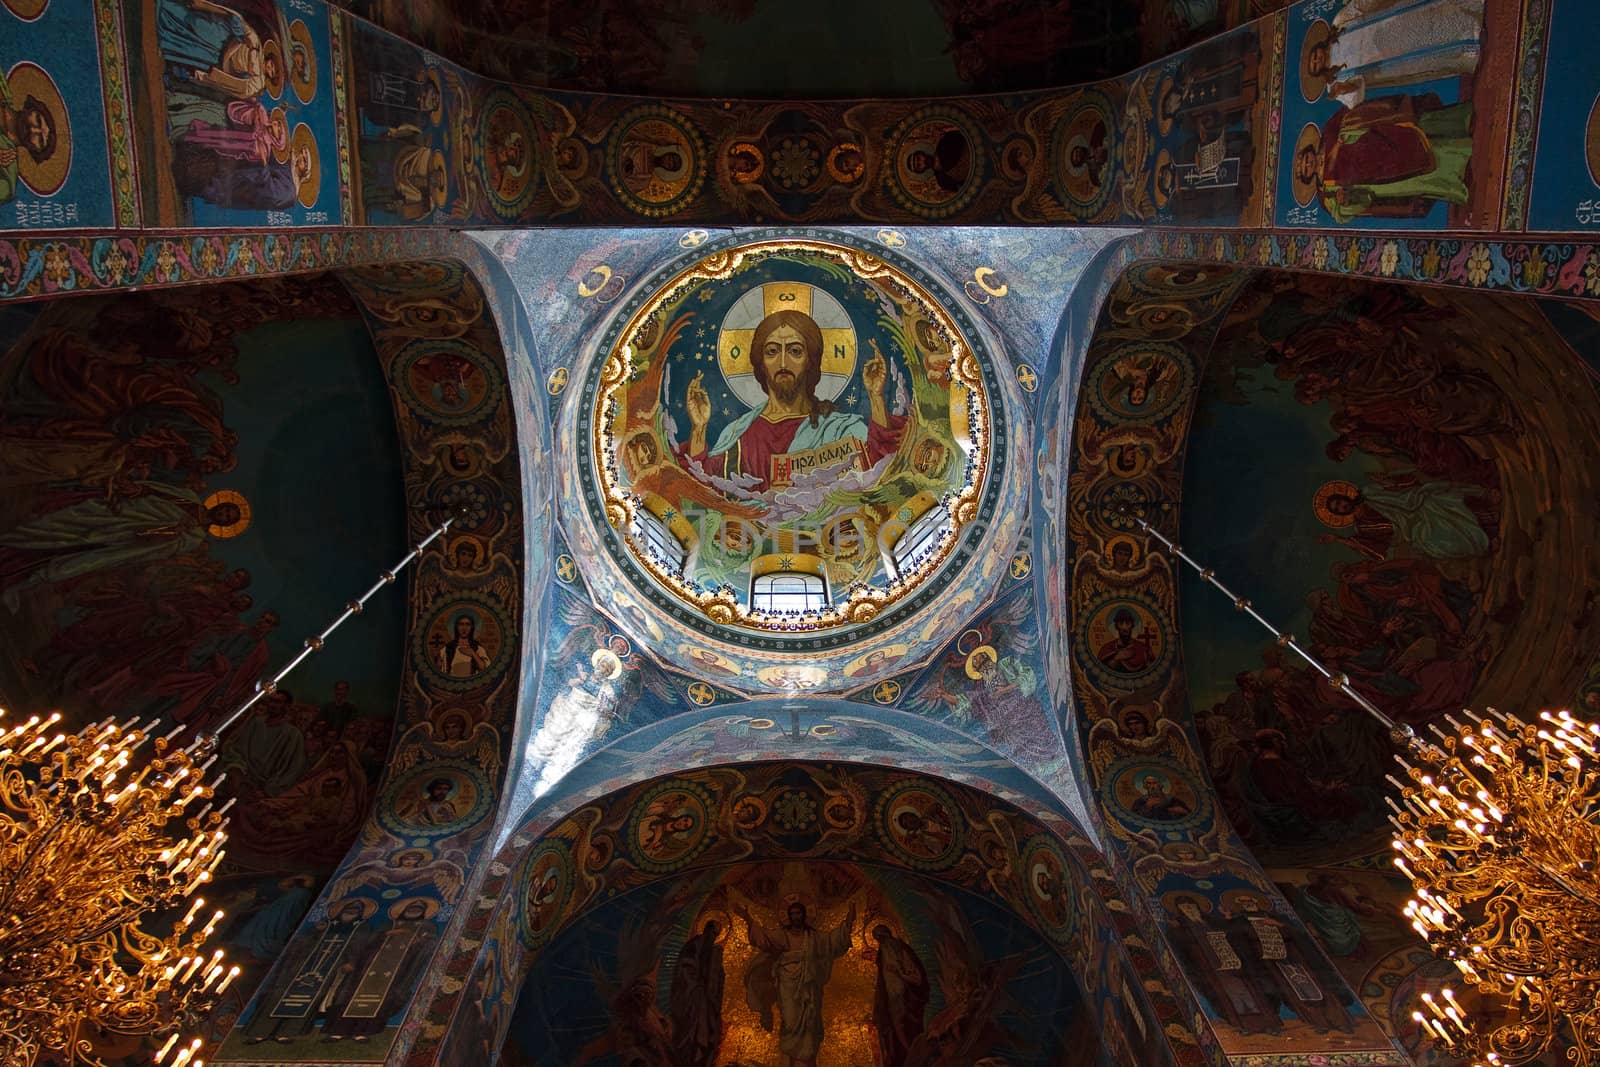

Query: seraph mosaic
581,237,1003,651
125,0,343,225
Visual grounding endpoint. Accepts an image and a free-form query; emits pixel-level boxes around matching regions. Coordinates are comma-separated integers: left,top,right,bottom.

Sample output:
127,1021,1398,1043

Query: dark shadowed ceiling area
333,0,1240,96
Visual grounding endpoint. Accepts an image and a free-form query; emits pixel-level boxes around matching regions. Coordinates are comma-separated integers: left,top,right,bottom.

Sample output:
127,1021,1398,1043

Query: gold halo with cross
717,282,857,410
7,63,70,196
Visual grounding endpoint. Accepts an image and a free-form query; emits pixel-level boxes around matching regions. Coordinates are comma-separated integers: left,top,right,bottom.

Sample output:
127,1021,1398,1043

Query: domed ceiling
557,231,1028,695
483,223,1115,818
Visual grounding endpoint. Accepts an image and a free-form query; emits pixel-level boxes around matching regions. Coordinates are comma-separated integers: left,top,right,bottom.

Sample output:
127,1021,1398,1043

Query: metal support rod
199,514,456,745
1121,506,1404,735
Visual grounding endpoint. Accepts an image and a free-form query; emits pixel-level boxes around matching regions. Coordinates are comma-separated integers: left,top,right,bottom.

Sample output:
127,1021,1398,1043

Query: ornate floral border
93,0,140,227
8,228,1599,307
329,9,356,226
0,229,452,301
1503,0,1554,231
1127,229,1600,300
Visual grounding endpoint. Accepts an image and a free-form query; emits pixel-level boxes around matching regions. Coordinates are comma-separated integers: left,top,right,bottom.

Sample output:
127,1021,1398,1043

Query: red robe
1097,634,1155,673
679,412,905,492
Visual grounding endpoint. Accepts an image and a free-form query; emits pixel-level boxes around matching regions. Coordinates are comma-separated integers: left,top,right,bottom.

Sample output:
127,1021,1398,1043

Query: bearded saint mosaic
582,238,999,647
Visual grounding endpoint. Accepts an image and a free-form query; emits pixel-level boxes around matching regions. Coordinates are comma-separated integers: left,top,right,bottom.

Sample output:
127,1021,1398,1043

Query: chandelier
0,713,233,1067
0,515,454,1067
1392,708,1599,1066
1126,509,1598,1067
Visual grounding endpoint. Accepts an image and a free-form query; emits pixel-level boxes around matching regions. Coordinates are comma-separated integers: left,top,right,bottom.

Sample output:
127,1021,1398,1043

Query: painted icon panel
125,0,343,226
1,0,119,228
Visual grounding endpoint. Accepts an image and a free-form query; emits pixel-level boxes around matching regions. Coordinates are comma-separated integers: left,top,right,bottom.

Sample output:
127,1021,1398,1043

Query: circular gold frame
591,239,993,637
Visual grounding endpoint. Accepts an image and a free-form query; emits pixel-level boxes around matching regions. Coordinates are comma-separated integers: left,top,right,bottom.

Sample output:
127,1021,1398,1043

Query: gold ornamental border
591,238,993,637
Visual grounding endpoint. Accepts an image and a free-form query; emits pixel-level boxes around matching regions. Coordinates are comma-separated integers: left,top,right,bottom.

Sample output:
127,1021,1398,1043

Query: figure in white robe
1312,0,1485,107
527,652,620,798
734,901,856,1067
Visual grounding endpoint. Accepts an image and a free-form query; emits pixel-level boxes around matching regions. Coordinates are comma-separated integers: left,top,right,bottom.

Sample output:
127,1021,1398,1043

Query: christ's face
1308,43,1330,78
786,904,806,927
21,105,52,157
1295,146,1319,184
1326,494,1357,516
761,325,809,404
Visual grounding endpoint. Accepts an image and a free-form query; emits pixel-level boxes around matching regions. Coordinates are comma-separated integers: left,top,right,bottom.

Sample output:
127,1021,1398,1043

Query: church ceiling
12,0,1562,250
1057,263,1600,1064
0,276,409,1059
1175,275,1600,1061
431,761,1190,1066
487,225,1116,823
335,0,1175,97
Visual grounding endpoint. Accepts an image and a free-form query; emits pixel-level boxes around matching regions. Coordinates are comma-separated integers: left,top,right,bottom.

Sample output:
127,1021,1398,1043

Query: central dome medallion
581,236,1002,650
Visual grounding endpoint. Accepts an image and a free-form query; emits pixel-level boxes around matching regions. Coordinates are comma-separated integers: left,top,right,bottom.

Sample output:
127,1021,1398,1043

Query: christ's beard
770,372,802,406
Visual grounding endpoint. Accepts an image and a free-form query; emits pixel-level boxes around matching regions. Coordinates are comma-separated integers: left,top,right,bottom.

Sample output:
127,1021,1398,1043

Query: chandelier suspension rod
1121,507,1403,736
201,513,456,744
